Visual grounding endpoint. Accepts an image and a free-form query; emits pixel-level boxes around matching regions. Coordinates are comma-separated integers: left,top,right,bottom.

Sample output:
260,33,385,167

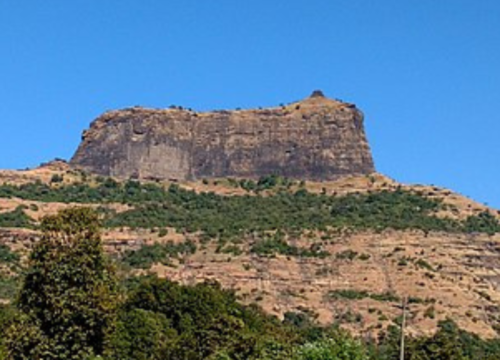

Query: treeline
2,177,499,236
3,279,500,359
102,185,500,237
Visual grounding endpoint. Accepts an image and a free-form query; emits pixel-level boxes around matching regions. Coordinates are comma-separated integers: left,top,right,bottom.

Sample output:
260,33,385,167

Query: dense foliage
4,272,500,359
106,185,500,238
4,208,117,359
373,321,500,360
107,277,298,360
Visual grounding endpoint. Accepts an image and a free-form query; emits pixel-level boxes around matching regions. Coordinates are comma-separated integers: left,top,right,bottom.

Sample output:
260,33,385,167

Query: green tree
106,308,176,360
106,276,296,360
293,333,368,360
5,208,118,360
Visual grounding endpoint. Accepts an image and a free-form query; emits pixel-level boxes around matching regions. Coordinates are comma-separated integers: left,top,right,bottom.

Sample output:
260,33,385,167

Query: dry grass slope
1,165,500,339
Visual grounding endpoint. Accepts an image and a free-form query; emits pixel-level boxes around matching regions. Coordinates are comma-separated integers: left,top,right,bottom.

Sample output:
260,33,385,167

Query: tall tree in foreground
5,208,117,360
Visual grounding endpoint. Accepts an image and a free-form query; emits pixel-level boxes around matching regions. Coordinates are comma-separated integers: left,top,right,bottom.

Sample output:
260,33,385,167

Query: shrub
329,289,400,303
416,258,435,272
158,228,168,237
463,211,500,235
424,305,436,319
0,244,20,264
121,240,197,269
50,174,64,183
336,249,358,260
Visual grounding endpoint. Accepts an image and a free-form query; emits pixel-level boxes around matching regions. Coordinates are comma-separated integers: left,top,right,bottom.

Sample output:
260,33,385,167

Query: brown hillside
1,167,500,339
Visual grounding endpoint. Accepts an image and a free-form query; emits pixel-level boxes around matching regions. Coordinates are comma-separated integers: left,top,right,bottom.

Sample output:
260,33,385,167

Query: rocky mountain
71,91,374,181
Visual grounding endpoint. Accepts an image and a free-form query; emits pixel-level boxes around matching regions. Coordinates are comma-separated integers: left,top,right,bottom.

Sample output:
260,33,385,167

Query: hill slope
1,164,500,339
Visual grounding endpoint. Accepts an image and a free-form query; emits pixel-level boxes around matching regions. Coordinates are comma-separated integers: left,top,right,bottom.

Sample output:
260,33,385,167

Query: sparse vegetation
336,249,359,260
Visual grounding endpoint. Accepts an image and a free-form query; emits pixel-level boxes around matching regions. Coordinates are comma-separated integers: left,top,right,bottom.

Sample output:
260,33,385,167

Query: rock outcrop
70,91,375,181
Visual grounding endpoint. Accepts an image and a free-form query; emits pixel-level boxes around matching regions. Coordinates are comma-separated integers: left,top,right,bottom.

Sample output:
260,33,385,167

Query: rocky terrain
71,91,374,181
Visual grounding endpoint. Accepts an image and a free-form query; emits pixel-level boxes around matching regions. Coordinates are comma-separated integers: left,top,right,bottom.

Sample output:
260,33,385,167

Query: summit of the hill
70,92,375,181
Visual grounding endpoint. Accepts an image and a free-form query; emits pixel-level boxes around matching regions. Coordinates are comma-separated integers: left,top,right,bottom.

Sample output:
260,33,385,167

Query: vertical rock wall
70,92,375,180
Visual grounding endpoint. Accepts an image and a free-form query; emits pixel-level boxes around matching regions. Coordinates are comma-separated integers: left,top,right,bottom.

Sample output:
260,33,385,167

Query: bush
329,289,400,303
336,249,358,260
0,244,20,264
50,174,64,183
416,258,434,272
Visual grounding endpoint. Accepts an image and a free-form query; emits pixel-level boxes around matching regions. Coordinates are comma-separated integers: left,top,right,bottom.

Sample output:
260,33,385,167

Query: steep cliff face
70,92,375,180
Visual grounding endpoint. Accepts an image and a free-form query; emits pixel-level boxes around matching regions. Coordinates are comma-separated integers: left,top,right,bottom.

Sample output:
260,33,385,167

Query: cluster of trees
0,206,33,228
1,178,499,238
1,208,500,359
225,174,298,192
250,231,329,258
121,240,197,269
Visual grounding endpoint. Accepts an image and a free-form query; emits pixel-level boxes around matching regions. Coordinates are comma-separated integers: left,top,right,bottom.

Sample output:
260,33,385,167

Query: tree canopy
5,208,117,359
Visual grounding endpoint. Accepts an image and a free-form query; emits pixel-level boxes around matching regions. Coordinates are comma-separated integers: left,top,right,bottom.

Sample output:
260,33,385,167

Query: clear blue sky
1,1,499,208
